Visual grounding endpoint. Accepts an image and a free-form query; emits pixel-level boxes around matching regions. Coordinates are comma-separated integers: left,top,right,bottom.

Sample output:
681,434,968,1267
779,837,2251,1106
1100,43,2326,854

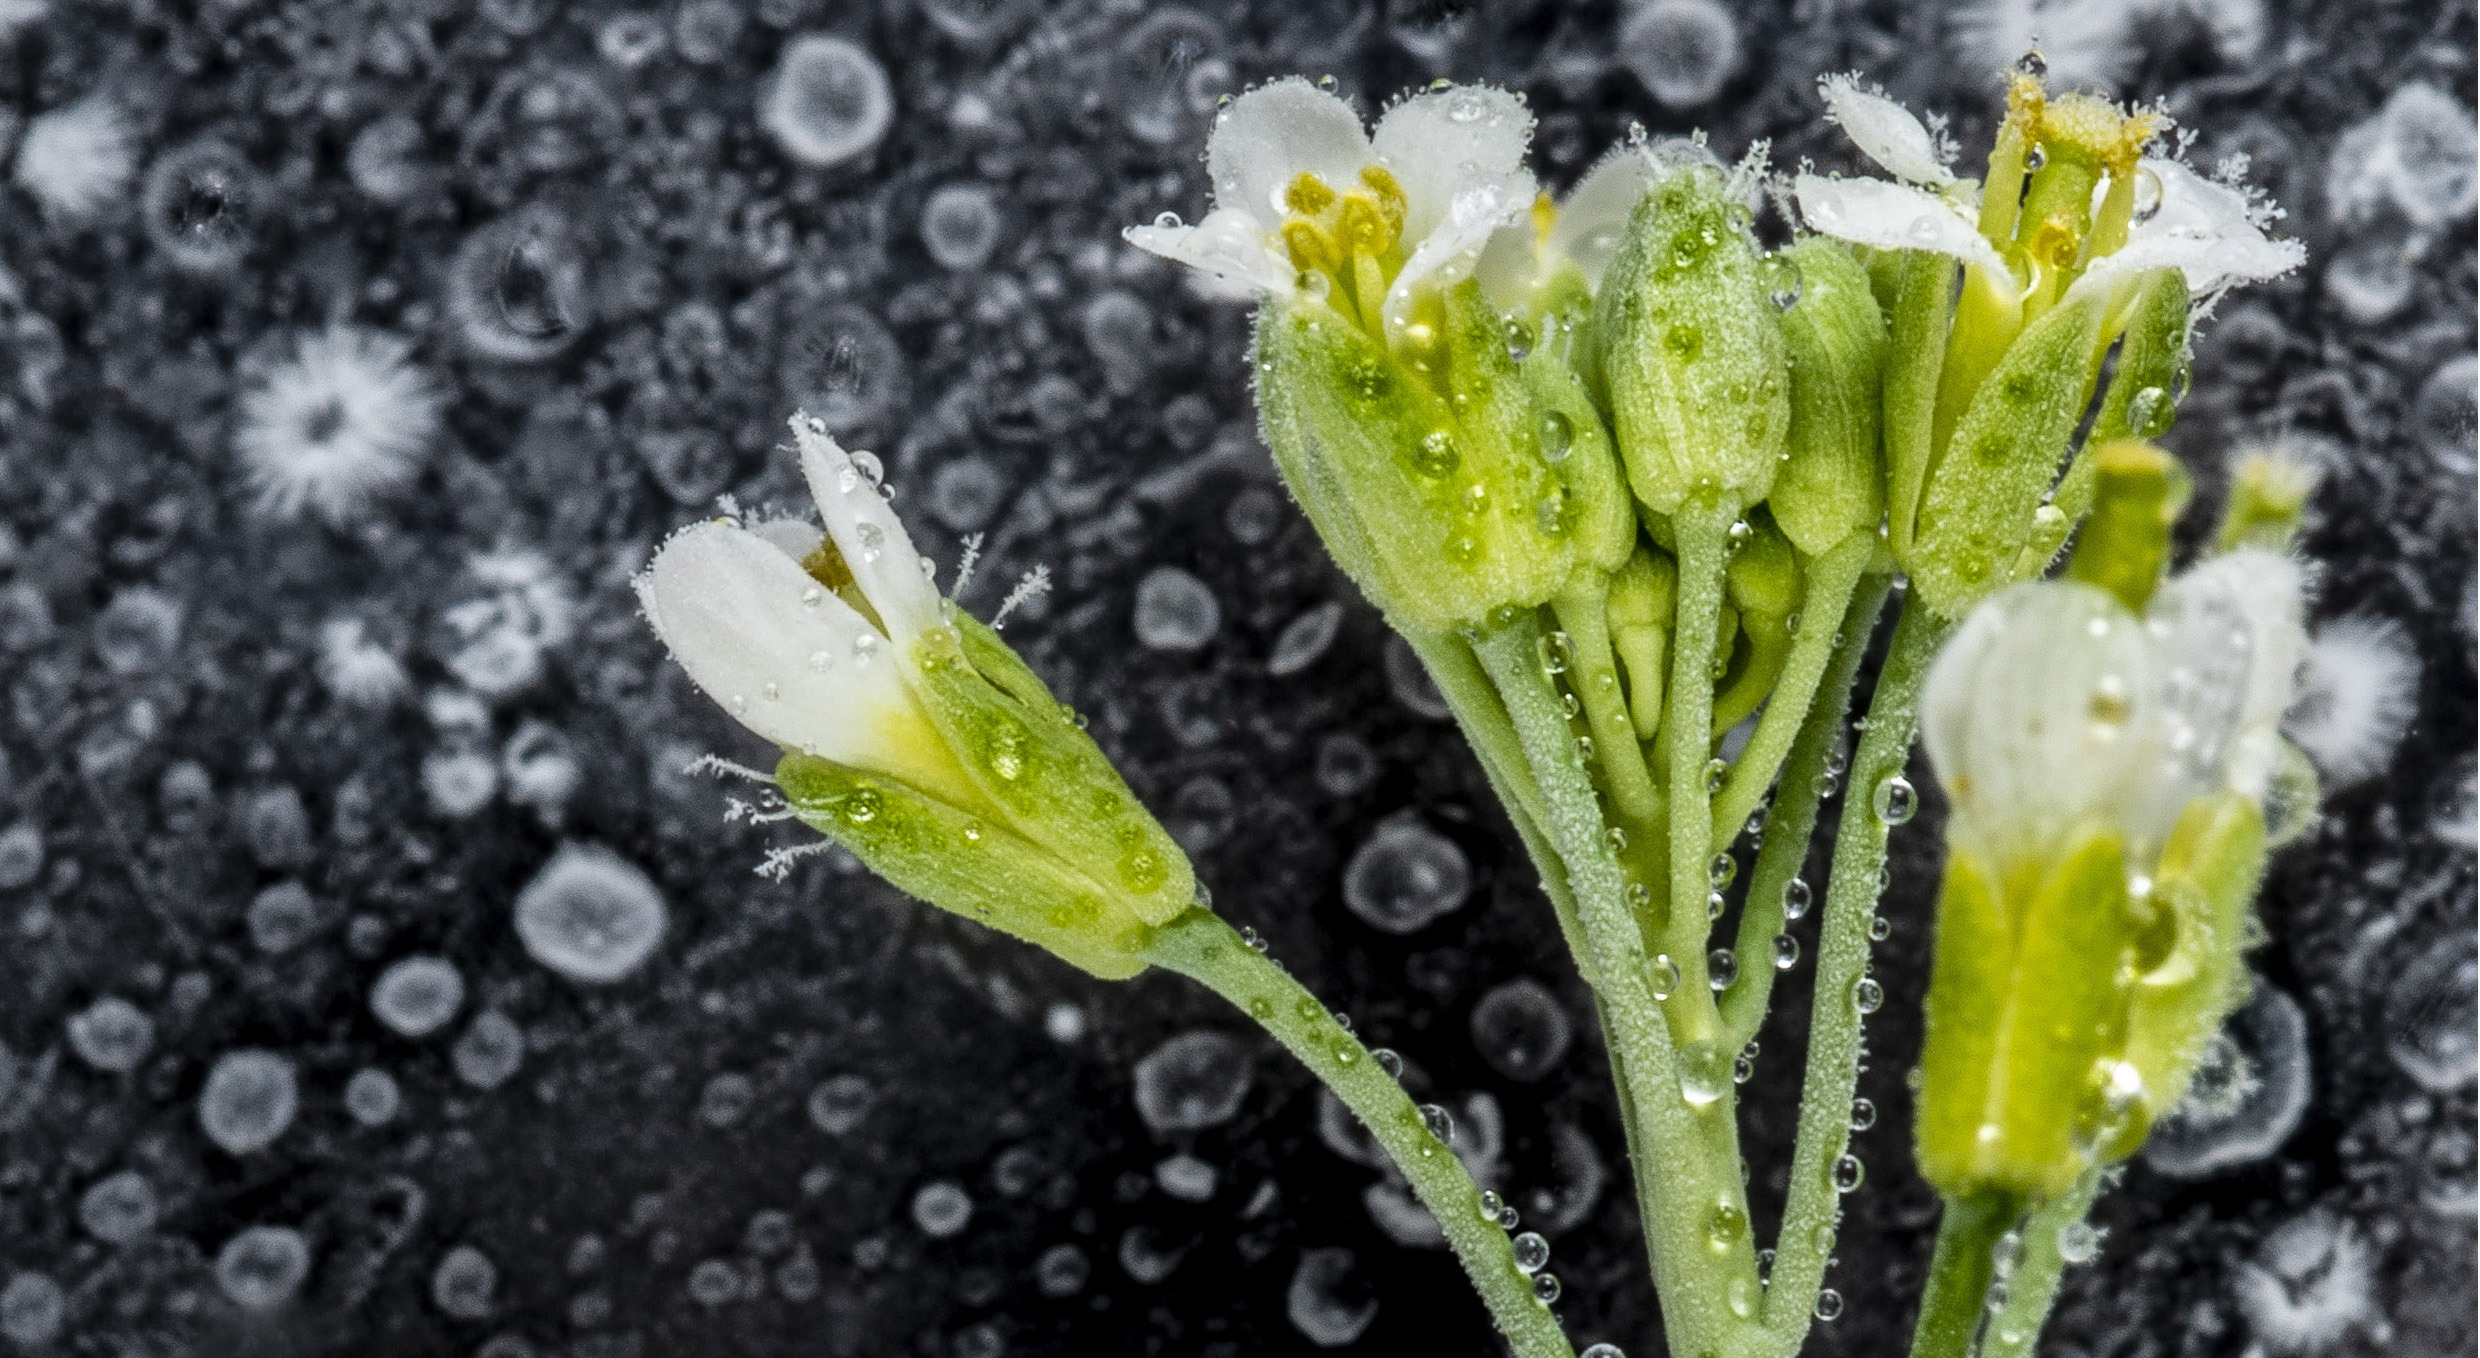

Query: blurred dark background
0,0,2470,1355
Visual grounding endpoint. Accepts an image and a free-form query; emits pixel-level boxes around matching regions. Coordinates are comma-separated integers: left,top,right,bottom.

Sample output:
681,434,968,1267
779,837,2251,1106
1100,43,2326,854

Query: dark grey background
0,0,2471,1355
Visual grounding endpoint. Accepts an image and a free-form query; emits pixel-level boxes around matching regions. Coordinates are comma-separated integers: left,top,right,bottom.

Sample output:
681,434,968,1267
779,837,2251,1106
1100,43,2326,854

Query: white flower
1792,75,2302,305
1122,77,1537,339
1923,549,2305,868
637,417,978,806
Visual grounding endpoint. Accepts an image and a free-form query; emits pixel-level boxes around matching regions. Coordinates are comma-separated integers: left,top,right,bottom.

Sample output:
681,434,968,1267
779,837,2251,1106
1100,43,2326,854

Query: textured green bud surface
1606,546,1677,743
777,753,1153,980
910,615,1196,926
1523,331,1634,574
1906,291,2107,618
1256,291,1576,631
1882,251,1958,555
2085,268,2191,447
1594,169,1790,513
1917,831,2133,1203
1771,237,1888,558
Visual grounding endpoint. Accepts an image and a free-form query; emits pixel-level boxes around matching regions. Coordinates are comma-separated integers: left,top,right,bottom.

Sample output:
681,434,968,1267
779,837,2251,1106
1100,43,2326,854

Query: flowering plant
642,59,2312,1358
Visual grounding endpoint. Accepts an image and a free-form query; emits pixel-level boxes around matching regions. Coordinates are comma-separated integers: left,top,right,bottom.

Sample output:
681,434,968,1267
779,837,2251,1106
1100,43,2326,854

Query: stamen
1283,218,1340,275
1358,164,1408,228
1337,193,1395,256
1284,171,1337,216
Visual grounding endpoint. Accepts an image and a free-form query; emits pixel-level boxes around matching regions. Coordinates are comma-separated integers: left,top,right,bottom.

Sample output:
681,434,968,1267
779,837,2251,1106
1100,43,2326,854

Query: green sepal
1771,236,1889,559
1523,330,1634,574
2120,792,2268,1129
1918,831,2134,1204
1255,290,1575,632
2085,268,2190,447
1593,167,1790,514
1883,250,1959,557
909,620,1196,926
2065,441,2191,613
776,753,1154,981
1905,291,2108,619
1713,513,1801,730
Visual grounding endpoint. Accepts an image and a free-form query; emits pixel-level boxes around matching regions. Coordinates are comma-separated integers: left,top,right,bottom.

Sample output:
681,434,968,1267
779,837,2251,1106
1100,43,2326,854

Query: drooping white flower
1817,73,1955,187
1922,549,2307,870
2071,157,2304,300
636,417,977,806
1122,76,1538,340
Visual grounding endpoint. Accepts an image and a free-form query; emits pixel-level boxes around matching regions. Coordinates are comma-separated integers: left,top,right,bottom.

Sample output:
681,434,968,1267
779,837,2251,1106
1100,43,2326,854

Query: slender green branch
1761,598,1953,1346
1717,568,1893,1054
1553,576,1663,829
1905,1191,2023,1358
1711,533,1876,847
1140,910,1577,1358
1979,1173,2105,1358
1662,496,1737,1030
1474,618,1758,1358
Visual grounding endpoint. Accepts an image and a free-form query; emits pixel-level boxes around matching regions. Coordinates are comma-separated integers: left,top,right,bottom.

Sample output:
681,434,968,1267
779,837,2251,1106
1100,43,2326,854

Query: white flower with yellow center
1121,76,1537,348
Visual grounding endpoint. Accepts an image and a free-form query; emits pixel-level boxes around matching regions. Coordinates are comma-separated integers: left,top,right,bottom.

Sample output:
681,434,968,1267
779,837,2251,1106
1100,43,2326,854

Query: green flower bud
1770,236,1888,559
2065,441,2190,613
1903,290,2107,618
2214,444,2320,555
1523,325,1635,575
2114,790,2268,1154
1606,546,1678,743
1594,167,1790,514
1715,514,1802,731
776,754,1158,980
1255,285,1579,632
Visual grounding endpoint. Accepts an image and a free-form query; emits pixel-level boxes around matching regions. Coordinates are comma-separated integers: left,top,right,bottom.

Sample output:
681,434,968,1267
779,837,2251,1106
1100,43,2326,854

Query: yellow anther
1283,218,1340,276
1358,163,1408,228
1284,171,1337,217
1337,191,1396,255
1530,190,1557,246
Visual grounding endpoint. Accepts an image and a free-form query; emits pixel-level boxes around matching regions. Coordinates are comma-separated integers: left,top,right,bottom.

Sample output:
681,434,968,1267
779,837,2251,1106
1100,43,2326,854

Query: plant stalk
1140,909,1578,1358
1906,1190,2024,1358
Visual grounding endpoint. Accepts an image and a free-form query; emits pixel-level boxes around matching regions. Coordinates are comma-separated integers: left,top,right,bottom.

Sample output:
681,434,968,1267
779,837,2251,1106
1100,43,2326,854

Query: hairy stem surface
1141,910,1578,1358
1906,1191,2023,1358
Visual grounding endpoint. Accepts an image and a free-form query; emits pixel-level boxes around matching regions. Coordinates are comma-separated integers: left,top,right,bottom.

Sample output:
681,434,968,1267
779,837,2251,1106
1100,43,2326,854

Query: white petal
1206,76,1371,229
791,419,944,645
2144,548,2306,810
1818,74,1954,186
1921,580,2159,866
1380,169,1532,341
1794,173,2009,278
638,521,922,770
1122,206,1296,296
1472,220,1541,311
1371,82,1534,246
1547,144,1670,286
2074,158,2304,299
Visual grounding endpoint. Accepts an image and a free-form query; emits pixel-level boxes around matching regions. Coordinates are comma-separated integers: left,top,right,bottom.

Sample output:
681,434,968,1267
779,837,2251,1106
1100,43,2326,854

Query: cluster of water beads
1474,1189,1563,1304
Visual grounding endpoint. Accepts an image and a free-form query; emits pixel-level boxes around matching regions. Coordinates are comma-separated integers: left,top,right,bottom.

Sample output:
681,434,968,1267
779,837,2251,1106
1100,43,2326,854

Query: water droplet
1663,323,1704,362
1850,1097,1877,1131
1783,879,1811,919
851,632,880,664
1677,1040,1730,1106
2130,166,2163,223
1606,825,1628,852
1511,1231,1550,1274
1773,934,1800,970
761,682,781,701
1851,977,1883,1014
2128,385,2173,438
1709,949,1738,990
1706,759,1728,794
1831,1154,1864,1192
1581,1346,1626,1358
1372,1047,1404,1078
1419,1103,1455,1144
1498,1203,1521,1230
2056,1220,2100,1264
1410,429,1461,478
1531,1272,1561,1304
1870,914,1891,942
1762,252,1804,309
1814,1288,1845,1321
1240,926,1267,952
1479,1189,1504,1221
1871,775,1916,825
1538,409,1575,463
1709,854,1738,888
1652,954,1680,1000
1708,891,1726,920
1708,1201,1747,1247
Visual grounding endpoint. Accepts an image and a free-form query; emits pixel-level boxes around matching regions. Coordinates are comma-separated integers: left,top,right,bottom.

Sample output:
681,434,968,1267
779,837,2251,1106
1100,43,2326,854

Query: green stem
1979,1173,2105,1358
1554,577,1664,830
1663,496,1736,1032
1906,1191,2023,1358
1140,910,1577,1358
1761,598,1954,1347
1474,618,1757,1358
1711,533,1876,848
1717,568,1893,1054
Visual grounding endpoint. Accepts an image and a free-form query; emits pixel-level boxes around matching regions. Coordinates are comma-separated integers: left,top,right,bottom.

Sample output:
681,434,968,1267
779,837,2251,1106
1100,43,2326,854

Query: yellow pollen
1282,218,1340,275
1530,190,1557,246
1358,163,1408,228
1284,171,1337,217
1337,192,1396,255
